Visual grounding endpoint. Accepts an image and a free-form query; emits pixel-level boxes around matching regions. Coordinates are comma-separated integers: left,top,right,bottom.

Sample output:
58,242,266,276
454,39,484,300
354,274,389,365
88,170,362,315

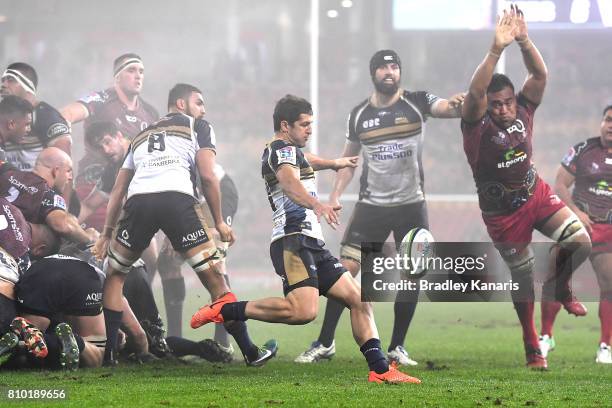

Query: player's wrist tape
518,38,532,51
488,50,501,59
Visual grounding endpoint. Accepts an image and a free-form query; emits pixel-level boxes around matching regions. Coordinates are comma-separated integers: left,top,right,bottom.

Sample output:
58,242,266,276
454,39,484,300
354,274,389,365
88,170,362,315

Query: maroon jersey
0,164,66,223
561,137,612,223
75,87,158,230
461,94,538,213
0,197,31,260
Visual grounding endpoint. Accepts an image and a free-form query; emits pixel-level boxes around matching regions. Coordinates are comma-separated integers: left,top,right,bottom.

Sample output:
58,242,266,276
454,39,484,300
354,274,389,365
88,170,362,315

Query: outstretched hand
314,202,342,230
513,4,528,42
448,92,466,109
493,8,518,50
333,156,359,170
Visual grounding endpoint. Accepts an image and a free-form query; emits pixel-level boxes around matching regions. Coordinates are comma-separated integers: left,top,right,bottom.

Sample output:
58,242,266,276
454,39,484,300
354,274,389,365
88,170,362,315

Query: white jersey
121,113,216,199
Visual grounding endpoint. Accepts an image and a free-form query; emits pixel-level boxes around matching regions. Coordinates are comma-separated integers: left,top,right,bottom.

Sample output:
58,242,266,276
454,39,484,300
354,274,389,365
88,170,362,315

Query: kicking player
459,5,591,369
296,49,465,366
93,83,276,367
191,95,420,384
539,104,612,364
1,62,71,170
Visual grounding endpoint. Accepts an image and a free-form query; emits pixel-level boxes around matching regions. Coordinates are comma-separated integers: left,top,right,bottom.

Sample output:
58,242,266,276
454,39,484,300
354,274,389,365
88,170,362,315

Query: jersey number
148,131,166,153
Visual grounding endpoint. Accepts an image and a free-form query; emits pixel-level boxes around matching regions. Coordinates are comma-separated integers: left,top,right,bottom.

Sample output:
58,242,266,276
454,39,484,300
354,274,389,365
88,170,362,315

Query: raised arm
462,9,517,123
431,93,466,118
329,140,361,206
514,6,547,105
304,152,358,171
276,164,341,229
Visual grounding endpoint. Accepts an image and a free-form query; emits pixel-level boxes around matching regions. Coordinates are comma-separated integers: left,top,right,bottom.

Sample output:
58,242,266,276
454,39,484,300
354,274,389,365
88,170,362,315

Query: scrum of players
0,5,609,382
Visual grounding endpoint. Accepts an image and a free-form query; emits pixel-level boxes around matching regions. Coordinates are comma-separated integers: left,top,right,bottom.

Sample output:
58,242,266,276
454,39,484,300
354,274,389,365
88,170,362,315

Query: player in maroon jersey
539,104,612,364
460,5,592,369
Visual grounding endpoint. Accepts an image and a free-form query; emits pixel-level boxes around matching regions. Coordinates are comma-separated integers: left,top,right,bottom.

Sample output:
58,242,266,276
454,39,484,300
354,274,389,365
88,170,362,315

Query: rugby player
0,147,98,245
459,5,591,369
61,53,158,233
93,83,276,367
1,63,71,170
296,49,465,365
191,95,420,384
0,95,32,158
539,104,612,364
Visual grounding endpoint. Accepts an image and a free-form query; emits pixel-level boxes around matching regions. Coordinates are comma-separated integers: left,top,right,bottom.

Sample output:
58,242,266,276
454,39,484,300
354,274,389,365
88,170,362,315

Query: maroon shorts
590,223,612,254
482,179,566,256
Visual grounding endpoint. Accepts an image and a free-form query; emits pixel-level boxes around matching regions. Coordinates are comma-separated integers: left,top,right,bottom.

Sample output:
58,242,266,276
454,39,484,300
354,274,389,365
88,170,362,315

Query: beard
373,76,399,95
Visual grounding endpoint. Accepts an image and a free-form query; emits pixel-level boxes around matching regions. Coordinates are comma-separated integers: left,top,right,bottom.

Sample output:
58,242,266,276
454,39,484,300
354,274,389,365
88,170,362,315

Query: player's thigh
591,252,612,293
65,314,105,338
326,272,364,309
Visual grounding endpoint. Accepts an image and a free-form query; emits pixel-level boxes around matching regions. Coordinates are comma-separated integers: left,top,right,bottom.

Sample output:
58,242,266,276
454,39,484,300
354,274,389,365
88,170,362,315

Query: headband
1,69,36,95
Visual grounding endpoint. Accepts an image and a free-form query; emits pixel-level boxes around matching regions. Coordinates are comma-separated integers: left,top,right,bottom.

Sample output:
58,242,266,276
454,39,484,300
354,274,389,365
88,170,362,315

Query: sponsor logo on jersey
505,119,526,137
276,146,297,165
562,147,576,167
605,157,612,165
362,118,380,129
125,115,138,123
371,143,412,160
8,176,38,194
497,148,527,168
181,229,208,244
591,162,600,172
2,204,24,242
588,180,612,197
53,195,67,210
492,131,507,146
47,123,70,139
80,91,107,104
86,292,103,302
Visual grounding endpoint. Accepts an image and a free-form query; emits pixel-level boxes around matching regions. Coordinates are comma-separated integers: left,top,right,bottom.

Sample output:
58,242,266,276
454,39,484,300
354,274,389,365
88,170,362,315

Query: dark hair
273,95,312,132
369,49,401,77
603,104,612,117
487,73,515,94
167,83,201,109
0,95,33,117
6,62,38,88
84,121,119,149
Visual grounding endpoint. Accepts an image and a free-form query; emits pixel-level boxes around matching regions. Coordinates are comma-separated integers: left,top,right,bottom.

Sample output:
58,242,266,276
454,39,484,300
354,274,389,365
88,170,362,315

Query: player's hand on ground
333,156,359,170
494,8,518,50
575,209,594,234
216,222,236,246
512,4,528,42
92,236,110,261
448,93,466,109
314,202,342,229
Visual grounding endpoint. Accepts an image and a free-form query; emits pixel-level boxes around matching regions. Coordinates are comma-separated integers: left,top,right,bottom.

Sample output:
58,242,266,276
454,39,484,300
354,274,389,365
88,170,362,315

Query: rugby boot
560,292,587,317
245,339,278,367
538,334,555,358
0,332,19,358
190,292,237,328
368,364,421,384
526,347,548,370
55,323,79,370
10,317,48,358
140,318,172,358
387,345,418,366
198,339,233,363
294,340,335,363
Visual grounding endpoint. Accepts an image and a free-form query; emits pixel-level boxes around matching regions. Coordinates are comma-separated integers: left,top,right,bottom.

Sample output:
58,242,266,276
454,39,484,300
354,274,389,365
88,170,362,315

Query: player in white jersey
191,95,420,384
94,83,276,366
296,50,465,366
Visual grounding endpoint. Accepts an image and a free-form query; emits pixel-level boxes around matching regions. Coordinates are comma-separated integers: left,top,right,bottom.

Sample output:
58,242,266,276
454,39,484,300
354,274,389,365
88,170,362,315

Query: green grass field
1,300,610,408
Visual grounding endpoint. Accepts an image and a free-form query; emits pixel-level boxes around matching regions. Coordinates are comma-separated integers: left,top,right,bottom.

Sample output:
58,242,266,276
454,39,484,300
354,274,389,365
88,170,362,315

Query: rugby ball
399,227,436,277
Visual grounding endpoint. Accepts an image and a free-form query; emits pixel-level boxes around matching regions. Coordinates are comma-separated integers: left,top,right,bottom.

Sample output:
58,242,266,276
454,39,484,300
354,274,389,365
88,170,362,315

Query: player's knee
291,308,318,325
107,247,136,274
340,245,361,275
551,215,592,252
185,246,223,274
505,248,535,278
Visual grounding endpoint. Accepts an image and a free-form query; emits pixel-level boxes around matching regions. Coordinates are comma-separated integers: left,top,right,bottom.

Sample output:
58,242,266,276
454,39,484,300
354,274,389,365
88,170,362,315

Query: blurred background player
0,95,32,158
0,62,72,170
192,94,420,384
459,5,591,369
60,53,158,236
539,104,612,364
295,49,464,365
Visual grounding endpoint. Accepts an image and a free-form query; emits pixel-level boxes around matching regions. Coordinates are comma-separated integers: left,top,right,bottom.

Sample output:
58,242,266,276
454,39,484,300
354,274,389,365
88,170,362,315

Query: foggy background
2,0,610,290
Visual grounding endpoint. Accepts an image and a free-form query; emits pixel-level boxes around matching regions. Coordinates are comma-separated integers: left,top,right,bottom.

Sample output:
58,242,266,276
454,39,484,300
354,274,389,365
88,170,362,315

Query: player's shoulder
349,97,370,118
157,112,192,128
576,137,602,154
34,101,70,137
194,117,212,131
269,138,295,151
79,88,113,104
